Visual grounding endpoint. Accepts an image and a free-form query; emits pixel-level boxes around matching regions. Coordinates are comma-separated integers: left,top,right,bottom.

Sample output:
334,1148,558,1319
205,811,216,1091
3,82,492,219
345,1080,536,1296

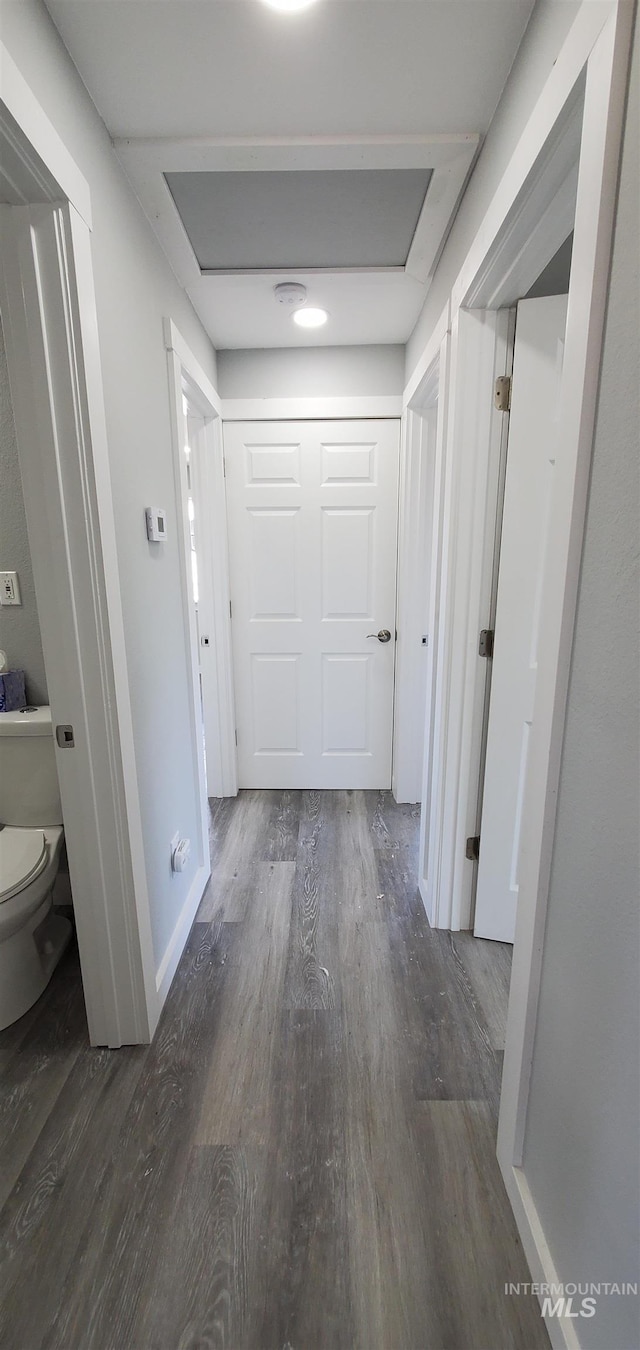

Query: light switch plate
0,572,21,605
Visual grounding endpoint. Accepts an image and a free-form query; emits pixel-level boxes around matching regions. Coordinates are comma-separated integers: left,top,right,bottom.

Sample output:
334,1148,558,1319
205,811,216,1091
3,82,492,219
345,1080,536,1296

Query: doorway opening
398,6,632,1317
0,163,156,1044
474,290,570,943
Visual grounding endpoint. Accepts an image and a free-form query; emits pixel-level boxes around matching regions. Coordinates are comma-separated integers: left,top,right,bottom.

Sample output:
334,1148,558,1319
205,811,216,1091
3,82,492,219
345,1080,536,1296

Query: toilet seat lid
0,828,48,903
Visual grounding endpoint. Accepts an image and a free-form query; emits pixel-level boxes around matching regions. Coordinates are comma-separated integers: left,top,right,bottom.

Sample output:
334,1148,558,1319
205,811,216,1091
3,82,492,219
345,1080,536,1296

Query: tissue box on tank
0,670,27,711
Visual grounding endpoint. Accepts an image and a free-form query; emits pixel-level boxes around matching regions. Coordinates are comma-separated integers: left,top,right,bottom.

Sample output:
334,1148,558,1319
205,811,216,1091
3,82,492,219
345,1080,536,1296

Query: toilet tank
0,706,63,827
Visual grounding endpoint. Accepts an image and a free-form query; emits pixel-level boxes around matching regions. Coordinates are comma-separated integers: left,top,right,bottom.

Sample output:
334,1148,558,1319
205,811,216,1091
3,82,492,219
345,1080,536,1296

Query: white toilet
0,705,72,1031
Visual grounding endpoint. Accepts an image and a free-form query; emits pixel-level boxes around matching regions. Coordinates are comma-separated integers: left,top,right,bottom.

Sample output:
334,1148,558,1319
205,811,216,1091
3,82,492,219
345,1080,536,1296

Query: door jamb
221,401,403,792
432,306,513,932
495,0,634,1203
0,63,158,1045
403,4,633,1341
164,320,237,802
392,406,436,804
393,302,448,806
221,395,402,422
409,340,450,925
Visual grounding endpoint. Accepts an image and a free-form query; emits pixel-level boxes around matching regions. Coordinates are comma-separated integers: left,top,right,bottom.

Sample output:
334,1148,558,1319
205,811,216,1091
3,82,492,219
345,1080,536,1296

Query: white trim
118,133,477,160
155,863,211,1005
405,145,479,284
410,0,602,938
448,307,515,935
191,417,238,798
116,134,478,291
0,43,92,227
395,301,451,811
164,321,237,799
397,302,452,815
465,102,582,312
66,206,158,1035
221,395,403,422
452,0,613,312
0,200,158,1045
393,383,440,803
166,346,211,881
404,300,450,409
502,1167,582,1350
399,0,634,1326
417,330,452,924
428,308,511,930
393,410,428,802
163,317,222,417
498,0,635,1174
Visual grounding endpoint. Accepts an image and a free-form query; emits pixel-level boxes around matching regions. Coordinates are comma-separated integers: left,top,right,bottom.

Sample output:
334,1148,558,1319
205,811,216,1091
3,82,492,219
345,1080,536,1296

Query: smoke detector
274,282,307,310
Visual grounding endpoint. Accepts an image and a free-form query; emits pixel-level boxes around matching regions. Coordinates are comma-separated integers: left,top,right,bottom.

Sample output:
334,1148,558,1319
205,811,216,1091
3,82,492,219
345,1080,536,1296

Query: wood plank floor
0,790,549,1350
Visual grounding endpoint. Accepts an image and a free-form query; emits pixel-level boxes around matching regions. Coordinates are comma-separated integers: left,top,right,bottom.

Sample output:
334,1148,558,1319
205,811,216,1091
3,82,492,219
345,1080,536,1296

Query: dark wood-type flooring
0,790,549,1350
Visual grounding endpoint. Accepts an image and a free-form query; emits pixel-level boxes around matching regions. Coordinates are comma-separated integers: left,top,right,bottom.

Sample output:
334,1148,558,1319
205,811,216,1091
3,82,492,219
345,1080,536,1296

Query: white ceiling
44,0,536,349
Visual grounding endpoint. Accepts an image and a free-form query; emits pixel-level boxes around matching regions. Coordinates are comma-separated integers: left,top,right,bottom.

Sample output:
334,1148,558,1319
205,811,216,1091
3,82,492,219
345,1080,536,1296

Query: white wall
0,316,48,704
218,344,404,400
405,0,582,384
0,0,218,974
523,17,639,1349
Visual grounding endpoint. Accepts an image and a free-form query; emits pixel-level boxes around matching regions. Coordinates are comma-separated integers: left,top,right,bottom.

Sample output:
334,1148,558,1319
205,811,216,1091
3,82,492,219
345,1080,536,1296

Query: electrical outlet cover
0,572,21,605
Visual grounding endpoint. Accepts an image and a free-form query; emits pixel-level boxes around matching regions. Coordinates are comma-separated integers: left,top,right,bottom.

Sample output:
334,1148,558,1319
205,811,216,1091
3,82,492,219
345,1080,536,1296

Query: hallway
0,791,549,1350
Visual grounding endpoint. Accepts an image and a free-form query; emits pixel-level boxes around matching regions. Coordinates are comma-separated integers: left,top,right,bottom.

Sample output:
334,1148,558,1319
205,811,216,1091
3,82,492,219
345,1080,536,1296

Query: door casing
224,417,401,790
164,319,237,803
474,294,569,946
404,5,634,1344
0,56,158,1045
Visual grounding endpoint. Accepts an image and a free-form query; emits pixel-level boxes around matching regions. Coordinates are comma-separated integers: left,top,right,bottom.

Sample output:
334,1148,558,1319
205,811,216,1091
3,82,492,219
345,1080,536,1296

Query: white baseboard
155,863,211,1006
502,1163,582,1350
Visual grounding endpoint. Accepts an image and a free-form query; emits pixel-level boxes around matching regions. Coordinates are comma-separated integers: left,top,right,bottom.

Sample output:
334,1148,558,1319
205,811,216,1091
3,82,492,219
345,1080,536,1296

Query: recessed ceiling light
293,306,329,329
262,0,319,12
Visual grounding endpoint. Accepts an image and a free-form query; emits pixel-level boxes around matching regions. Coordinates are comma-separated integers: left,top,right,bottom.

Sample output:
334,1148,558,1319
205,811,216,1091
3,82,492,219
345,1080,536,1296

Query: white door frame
405,4,634,1343
497,11,634,1329
221,395,402,422
474,294,569,946
223,416,400,790
410,338,450,922
427,305,514,931
393,302,449,806
409,3,622,939
405,306,514,930
0,55,159,1045
164,319,237,802
221,395,405,794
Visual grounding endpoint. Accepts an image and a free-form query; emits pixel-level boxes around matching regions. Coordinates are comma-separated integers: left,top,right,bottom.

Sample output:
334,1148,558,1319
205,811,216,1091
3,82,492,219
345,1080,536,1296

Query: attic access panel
165,168,433,272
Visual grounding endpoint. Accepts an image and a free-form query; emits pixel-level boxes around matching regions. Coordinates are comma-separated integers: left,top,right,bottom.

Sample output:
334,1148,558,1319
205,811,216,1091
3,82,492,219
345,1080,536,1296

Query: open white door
474,295,568,942
224,419,399,789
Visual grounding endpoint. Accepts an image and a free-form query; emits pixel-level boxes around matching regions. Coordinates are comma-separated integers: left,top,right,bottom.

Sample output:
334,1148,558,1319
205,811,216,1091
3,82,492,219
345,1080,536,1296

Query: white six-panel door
224,420,400,788
474,295,568,942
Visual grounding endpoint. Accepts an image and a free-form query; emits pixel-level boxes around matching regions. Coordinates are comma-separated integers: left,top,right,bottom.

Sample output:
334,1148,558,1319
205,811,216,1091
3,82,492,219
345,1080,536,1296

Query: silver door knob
366,629,392,643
